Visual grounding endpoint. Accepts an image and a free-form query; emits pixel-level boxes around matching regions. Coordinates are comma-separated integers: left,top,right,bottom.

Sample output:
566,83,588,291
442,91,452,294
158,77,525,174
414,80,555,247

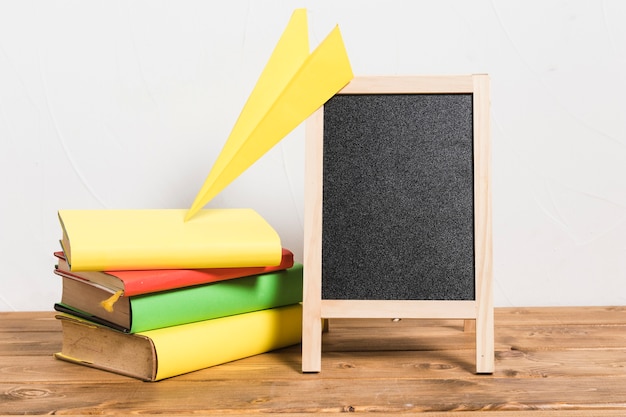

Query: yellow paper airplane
186,8,353,221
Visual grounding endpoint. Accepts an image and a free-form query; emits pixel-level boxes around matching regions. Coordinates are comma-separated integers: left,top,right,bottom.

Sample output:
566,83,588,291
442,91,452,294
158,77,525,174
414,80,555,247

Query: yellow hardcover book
54,304,302,381
58,208,281,271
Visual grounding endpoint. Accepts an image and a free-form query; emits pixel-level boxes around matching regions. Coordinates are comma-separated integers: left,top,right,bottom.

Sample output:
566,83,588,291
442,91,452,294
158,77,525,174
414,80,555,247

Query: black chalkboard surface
322,93,475,301
302,76,493,374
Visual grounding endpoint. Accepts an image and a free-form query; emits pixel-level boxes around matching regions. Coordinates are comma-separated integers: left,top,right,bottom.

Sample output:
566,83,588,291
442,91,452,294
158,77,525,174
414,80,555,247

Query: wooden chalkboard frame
302,75,494,374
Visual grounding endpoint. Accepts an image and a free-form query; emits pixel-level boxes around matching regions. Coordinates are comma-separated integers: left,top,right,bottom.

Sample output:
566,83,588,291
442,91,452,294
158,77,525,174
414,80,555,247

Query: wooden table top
1,306,625,416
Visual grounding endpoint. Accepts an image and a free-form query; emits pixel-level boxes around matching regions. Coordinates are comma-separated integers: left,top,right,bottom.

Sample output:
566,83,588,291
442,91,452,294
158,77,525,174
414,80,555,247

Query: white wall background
1,0,625,311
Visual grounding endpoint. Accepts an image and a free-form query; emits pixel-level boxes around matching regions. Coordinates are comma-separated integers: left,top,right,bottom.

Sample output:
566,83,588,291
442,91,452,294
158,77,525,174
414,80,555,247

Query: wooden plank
1,376,624,414
3,348,624,384
339,75,476,93
473,73,494,374
495,306,626,326
2,318,622,357
0,355,131,383
321,299,476,318
325,317,472,329
498,324,626,351
320,320,626,352
321,324,478,352
222,413,626,417
1,308,625,415
126,413,626,417
0,411,622,417
8,412,623,417
0,311,59,332
302,105,324,373
0,331,61,356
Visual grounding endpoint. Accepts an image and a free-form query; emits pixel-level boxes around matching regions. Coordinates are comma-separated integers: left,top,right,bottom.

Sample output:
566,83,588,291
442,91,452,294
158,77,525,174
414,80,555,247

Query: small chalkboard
302,76,493,374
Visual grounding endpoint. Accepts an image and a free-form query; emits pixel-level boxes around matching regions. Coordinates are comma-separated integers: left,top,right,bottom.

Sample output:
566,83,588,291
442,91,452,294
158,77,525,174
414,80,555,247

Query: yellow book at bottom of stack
54,304,302,381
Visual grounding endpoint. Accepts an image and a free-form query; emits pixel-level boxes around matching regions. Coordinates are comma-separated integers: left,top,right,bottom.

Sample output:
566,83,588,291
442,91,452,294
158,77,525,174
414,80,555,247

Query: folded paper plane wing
186,9,353,221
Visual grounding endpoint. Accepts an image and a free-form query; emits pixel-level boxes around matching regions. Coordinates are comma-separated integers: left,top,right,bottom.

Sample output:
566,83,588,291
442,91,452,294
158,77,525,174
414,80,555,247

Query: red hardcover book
53,249,294,296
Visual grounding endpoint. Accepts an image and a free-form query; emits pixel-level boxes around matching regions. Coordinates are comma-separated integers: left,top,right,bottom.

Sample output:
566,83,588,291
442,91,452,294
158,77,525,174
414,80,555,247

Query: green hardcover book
54,264,303,333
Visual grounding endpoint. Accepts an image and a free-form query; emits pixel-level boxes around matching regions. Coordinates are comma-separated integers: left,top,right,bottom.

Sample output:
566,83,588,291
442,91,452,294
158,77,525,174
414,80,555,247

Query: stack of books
52,208,303,381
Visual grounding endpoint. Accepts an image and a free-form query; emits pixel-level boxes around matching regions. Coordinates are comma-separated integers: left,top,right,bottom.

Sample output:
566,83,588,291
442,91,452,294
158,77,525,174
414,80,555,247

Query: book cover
54,304,302,381
53,249,294,296
54,264,303,333
58,208,282,271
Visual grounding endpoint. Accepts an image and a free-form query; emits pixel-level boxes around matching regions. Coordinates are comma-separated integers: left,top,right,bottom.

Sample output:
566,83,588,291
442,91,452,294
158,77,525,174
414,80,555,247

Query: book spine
121,248,294,296
145,304,302,380
129,264,303,333
54,249,295,297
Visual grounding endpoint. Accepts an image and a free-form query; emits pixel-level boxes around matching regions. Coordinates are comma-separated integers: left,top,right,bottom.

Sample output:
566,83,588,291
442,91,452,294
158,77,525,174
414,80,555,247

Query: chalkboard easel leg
302,307,322,373
322,318,329,333
463,319,476,332
475,303,495,374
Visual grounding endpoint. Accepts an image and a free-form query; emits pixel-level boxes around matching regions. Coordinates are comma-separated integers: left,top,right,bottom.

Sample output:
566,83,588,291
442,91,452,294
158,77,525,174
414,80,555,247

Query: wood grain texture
302,106,324,372
473,73,494,373
338,75,476,93
1,307,624,415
